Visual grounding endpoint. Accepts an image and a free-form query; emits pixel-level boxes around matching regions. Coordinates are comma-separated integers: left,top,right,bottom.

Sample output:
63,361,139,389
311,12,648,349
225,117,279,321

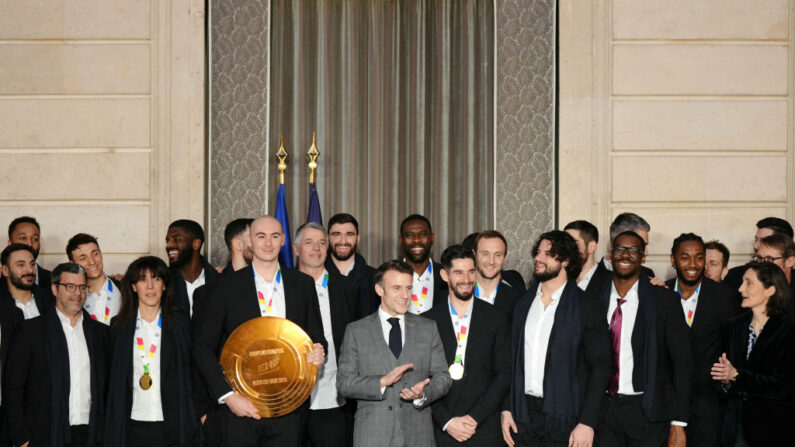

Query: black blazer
585,258,655,299
325,271,359,359
4,309,109,447
425,298,511,445
192,266,328,401
325,252,378,318
0,282,54,320
664,277,742,419
509,281,612,429
597,275,693,422
37,265,52,290
720,312,795,447
171,257,220,317
105,310,200,446
492,279,521,321
501,269,527,294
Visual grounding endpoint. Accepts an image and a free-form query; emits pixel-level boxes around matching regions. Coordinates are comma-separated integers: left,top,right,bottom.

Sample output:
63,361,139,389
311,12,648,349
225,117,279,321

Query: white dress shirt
524,283,565,397
474,280,500,305
342,259,355,276
56,310,91,426
254,268,286,318
130,311,164,421
309,271,344,410
577,263,598,291
15,296,39,320
674,279,700,327
407,260,435,315
185,268,206,317
83,276,122,325
378,307,405,347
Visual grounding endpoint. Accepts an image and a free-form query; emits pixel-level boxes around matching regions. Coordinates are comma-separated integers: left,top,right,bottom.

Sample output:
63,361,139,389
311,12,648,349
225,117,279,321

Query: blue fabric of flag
275,184,294,268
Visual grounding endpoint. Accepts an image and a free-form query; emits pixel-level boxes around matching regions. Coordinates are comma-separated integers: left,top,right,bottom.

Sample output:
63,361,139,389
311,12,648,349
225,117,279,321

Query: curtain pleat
269,0,494,266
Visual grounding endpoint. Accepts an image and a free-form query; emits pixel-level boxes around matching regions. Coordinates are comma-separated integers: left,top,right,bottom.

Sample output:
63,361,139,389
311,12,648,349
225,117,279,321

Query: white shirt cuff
442,419,453,431
380,386,386,396
671,421,687,427
413,396,427,407
218,391,234,405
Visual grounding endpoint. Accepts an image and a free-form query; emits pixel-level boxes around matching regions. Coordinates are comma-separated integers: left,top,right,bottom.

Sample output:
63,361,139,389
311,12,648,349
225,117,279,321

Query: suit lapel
368,312,397,370
241,266,263,320
433,305,457,365
398,313,416,364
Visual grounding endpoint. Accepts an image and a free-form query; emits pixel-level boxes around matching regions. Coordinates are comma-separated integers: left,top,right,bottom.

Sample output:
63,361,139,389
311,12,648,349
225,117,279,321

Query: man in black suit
0,285,22,447
324,213,378,318
598,231,693,447
192,215,327,446
703,240,730,284
294,222,358,447
462,232,526,294
585,213,656,299
400,214,447,315
471,231,521,319
424,245,510,446
753,233,795,298
165,219,220,317
564,220,600,291
6,216,51,289
0,244,53,320
5,262,109,447
722,216,793,290
664,233,741,447
221,218,254,274
501,231,611,447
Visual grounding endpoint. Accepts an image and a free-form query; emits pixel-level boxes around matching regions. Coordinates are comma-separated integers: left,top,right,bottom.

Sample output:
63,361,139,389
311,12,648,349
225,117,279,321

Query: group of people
0,211,792,447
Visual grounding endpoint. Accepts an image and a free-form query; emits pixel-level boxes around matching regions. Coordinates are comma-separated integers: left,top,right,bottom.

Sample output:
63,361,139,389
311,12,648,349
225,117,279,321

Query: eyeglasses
55,282,88,293
611,245,644,260
752,255,785,263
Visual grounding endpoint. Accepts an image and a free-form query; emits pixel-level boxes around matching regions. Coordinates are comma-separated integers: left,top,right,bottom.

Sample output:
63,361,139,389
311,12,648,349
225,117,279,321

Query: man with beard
66,233,122,325
424,245,510,446
165,219,220,317
294,222,358,447
598,231,693,447
222,218,254,274
6,216,51,289
399,214,446,315
1,244,53,319
664,233,740,447
325,213,377,317
0,246,25,446
471,231,521,319
722,217,793,290
501,231,611,447
564,220,599,291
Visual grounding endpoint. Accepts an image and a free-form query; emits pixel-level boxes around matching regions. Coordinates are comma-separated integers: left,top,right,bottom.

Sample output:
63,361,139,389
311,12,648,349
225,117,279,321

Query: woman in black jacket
711,261,795,447
104,256,201,446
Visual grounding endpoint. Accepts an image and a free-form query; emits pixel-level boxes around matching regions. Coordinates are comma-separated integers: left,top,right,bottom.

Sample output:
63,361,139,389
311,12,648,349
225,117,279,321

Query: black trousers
515,395,570,447
128,420,170,447
220,406,306,447
599,394,668,447
686,414,722,447
65,425,88,447
304,406,352,447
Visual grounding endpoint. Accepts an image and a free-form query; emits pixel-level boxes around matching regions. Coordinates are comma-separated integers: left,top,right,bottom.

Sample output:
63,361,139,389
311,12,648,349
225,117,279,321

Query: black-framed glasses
611,245,643,260
752,255,785,263
55,282,88,293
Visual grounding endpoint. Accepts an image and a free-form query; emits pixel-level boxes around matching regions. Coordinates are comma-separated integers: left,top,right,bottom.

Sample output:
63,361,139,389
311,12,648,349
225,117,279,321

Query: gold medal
449,362,464,380
139,373,153,390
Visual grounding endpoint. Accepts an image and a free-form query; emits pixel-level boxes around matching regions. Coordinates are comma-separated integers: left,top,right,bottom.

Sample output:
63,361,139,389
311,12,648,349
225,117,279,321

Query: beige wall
559,0,794,278
0,0,205,273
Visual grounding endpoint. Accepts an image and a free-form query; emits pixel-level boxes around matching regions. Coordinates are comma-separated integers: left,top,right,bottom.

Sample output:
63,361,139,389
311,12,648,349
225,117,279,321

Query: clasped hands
380,363,431,401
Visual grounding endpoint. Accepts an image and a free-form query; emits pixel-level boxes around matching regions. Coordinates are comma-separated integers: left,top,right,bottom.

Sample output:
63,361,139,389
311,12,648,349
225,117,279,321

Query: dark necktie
607,298,626,396
387,317,402,359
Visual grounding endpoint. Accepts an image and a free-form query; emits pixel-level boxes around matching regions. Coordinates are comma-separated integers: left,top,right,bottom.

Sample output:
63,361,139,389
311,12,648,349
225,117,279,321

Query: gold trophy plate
220,316,318,418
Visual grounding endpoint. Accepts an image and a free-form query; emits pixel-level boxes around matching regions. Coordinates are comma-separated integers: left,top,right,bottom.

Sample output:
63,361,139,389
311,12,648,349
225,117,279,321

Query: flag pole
307,131,319,184
277,134,288,184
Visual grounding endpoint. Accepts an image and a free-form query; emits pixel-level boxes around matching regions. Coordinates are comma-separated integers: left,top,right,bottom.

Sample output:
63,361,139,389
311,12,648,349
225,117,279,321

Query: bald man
192,215,328,446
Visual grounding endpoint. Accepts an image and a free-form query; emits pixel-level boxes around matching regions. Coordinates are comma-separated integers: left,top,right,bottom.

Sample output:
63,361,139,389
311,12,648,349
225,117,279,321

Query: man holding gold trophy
192,215,327,446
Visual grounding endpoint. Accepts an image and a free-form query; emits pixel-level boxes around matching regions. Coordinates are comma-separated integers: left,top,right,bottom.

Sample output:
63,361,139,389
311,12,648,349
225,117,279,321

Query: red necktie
607,298,626,396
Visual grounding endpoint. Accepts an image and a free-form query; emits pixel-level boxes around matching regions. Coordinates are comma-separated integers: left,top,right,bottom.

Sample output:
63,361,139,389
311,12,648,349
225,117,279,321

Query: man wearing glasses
722,217,793,290
597,231,693,447
5,262,109,447
753,233,795,298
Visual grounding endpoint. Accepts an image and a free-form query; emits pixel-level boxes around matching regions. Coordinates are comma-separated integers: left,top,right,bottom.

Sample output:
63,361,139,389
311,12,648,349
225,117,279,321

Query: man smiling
399,214,447,314
165,219,219,317
66,233,121,325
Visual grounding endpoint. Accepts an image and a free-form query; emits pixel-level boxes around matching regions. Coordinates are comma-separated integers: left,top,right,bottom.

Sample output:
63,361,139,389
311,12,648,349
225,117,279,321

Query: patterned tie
607,298,626,396
388,317,402,359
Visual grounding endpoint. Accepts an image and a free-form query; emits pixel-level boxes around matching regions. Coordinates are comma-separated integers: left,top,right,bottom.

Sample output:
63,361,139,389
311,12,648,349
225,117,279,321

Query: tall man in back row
325,213,377,317
192,215,327,446
400,214,447,314
165,219,220,317
337,260,452,446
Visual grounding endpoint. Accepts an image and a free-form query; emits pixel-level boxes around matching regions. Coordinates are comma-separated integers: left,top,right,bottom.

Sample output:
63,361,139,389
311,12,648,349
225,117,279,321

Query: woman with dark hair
104,256,201,446
711,262,795,446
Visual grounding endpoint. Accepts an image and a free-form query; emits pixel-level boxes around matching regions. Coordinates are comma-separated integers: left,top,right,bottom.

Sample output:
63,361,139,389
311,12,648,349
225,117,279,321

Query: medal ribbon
449,300,472,366
255,269,282,316
135,313,162,375
675,280,700,326
474,281,499,301
88,278,114,322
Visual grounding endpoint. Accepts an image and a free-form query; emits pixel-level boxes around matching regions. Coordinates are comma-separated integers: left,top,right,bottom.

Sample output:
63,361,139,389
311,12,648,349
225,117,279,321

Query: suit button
388,406,393,411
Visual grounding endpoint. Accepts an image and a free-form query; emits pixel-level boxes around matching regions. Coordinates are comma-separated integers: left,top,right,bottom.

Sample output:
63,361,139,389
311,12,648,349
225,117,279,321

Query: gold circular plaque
220,317,319,418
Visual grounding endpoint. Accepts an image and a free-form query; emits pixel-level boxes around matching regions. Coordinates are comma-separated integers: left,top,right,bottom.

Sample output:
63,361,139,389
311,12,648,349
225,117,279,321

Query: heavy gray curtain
270,0,494,266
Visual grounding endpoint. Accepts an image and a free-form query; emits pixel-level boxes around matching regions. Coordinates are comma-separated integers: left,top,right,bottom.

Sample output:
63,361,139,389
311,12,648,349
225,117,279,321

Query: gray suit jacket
337,311,452,447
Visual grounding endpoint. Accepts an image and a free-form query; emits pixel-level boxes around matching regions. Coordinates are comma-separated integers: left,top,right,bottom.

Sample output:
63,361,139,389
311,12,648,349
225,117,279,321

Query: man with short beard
501,231,610,447
664,233,740,447
399,214,447,314
1,244,53,319
325,213,377,317
472,231,521,319
165,219,220,317
424,245,510,446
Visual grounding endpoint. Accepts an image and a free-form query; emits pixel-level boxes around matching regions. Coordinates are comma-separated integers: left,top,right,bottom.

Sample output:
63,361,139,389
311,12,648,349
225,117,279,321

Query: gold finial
307,131,320,184
276,134,288,185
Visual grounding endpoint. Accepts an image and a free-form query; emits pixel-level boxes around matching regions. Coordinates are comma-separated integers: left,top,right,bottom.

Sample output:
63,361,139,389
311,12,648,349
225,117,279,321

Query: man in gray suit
337,259,452,447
